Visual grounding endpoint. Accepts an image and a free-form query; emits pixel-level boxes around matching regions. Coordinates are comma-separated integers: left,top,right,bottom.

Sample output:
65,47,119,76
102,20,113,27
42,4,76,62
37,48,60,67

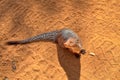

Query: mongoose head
64,38,86,55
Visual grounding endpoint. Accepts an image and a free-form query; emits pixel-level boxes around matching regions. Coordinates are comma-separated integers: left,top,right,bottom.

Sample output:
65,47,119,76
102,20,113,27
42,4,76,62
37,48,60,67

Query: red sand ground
0,0,120,80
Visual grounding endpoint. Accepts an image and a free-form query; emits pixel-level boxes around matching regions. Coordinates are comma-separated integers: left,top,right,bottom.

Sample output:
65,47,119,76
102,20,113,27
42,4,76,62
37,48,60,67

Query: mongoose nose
80,49,86,54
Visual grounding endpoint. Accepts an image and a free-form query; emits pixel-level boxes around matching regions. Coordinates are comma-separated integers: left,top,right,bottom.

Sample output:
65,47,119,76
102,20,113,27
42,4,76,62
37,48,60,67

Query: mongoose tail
6,30,59,45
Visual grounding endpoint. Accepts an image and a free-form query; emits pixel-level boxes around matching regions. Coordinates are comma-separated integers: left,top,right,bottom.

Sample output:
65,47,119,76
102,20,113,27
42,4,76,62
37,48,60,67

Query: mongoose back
7,28,86,55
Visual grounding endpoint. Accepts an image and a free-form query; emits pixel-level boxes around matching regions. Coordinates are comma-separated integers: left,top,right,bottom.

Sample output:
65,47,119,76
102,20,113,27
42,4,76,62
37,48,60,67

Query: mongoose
6,28,86,56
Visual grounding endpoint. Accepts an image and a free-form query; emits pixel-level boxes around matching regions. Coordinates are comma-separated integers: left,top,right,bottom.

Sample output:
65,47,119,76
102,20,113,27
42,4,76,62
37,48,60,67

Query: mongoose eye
69,41,75,46
76,39,79,42
69,41,73,43
76,39,79,43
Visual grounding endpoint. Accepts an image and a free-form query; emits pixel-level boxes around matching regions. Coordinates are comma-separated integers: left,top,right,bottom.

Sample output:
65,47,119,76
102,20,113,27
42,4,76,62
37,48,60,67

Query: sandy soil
0,0,120,80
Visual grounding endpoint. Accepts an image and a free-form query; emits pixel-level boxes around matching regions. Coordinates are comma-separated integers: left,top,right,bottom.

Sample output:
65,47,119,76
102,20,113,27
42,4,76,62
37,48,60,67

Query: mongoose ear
64,40,70,47
64,42,68,47
64,39,72,47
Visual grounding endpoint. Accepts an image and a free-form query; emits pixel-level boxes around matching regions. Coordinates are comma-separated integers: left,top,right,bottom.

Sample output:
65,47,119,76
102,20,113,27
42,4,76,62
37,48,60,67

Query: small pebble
89,52,95,56
11,61,17,72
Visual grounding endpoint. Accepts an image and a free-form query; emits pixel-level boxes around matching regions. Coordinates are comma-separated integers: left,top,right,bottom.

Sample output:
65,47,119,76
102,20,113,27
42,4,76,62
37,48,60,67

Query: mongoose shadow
56,45,81,80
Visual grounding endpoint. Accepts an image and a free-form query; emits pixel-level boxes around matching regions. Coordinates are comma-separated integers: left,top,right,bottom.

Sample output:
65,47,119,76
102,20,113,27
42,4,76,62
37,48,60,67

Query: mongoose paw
74,54,80,58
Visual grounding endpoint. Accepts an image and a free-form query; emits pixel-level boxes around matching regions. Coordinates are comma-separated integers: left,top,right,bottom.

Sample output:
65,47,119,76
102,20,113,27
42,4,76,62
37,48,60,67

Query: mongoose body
7,28,86,55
